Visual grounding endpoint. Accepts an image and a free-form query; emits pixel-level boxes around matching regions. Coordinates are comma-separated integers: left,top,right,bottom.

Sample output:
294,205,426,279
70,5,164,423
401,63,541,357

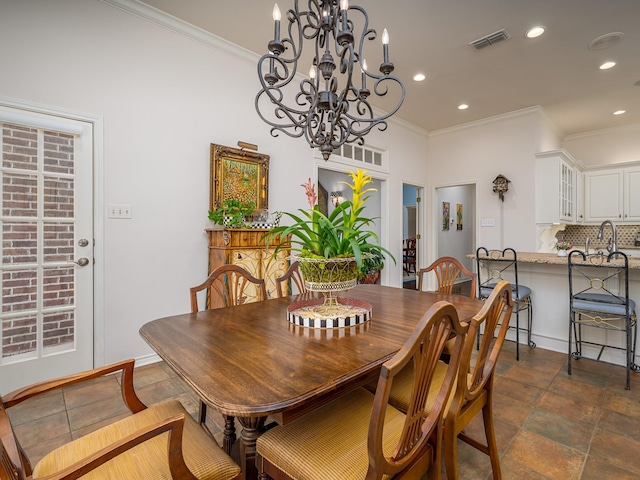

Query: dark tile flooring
7,341,640,479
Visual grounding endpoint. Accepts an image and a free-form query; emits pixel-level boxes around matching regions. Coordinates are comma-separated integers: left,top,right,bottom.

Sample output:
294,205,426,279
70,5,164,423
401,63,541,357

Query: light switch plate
481,218,495,227
108,204,132,219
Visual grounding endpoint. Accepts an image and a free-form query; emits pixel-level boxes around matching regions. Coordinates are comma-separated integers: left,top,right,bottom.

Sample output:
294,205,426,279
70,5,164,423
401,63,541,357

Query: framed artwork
442,202,450,231
210,143,270,211
456,203,463,230
318,183,329,217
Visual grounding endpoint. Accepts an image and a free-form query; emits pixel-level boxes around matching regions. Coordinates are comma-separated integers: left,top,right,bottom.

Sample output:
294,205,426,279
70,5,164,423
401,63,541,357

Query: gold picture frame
210,143,270,211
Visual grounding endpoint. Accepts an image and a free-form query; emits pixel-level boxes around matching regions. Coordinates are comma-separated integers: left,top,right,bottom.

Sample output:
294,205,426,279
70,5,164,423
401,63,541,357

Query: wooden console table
206,228,289,307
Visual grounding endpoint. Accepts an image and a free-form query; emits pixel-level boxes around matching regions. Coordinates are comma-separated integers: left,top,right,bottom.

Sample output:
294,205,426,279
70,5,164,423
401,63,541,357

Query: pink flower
301,178,317,210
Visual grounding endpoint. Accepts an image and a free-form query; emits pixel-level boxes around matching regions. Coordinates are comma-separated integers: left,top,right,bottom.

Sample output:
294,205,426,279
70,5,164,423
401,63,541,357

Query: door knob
73,258,90,267
78,238,90,247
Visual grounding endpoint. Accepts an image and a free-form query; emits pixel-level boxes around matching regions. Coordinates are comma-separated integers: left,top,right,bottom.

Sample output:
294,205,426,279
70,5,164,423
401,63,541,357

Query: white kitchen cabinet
624,166,640,222
535,150,580,224
576,171,585,223
584,169,623,222
584,166,640,223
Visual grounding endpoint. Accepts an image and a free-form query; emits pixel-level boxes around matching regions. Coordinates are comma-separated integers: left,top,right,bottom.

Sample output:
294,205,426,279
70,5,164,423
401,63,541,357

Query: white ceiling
141,0,640,136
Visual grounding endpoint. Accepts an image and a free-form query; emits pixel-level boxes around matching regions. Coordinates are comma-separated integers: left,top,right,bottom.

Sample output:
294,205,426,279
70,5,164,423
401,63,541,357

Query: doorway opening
434,183,476,295
402,184,420,289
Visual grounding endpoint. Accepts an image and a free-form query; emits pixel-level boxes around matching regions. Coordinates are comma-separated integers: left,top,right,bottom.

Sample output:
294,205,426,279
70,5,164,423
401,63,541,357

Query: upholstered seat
256,301,469,480
33,399,241,480
572,293,637,315
1,359,241,480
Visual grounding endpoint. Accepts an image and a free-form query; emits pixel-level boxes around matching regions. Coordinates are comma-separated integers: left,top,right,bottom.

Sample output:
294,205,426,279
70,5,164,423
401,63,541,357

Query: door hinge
416,234,421,240
416,196,421,203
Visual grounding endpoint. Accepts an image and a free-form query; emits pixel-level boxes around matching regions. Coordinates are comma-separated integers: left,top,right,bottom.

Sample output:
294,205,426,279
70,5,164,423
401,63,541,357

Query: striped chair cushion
256,387,409,480
33,399,240,480
387,360,448,413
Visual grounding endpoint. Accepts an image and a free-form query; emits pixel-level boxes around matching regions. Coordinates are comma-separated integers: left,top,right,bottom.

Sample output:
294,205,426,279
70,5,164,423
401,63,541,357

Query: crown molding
98,0,259,65
564,121,640,141
428,106,548,137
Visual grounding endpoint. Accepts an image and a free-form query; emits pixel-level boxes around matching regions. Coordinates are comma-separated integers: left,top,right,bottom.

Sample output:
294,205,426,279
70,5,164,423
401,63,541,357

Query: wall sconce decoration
331,191,344,207
492,174,510,201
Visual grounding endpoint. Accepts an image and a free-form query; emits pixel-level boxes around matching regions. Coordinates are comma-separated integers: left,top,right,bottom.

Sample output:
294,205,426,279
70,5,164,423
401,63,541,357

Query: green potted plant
208,199,256,228
266,169,394,288
358,248,385,284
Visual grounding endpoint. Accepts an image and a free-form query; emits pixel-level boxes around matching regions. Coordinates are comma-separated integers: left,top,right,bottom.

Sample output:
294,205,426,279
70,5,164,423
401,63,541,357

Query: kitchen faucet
597,220,617,254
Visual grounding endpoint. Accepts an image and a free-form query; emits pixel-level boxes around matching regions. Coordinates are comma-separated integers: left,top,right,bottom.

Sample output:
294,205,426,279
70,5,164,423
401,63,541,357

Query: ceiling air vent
469,29,510,50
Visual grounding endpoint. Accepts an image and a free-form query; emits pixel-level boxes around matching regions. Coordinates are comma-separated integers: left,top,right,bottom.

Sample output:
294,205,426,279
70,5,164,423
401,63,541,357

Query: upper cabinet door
623,167,640,222
584,170,623,222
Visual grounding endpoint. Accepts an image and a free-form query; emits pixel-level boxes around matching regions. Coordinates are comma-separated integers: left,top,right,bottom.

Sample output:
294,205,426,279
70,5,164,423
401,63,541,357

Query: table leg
223,415,237,456
237,416,267,480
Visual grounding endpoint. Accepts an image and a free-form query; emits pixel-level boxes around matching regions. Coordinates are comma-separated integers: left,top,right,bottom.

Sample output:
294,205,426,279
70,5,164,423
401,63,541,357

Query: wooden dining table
139,284,483,480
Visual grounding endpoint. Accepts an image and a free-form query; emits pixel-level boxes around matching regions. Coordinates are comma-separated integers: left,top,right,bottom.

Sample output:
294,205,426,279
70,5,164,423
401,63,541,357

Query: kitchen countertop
469,251,640,270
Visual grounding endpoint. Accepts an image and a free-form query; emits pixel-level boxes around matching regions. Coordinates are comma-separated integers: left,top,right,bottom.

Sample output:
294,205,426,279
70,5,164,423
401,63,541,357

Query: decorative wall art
318,183,329,217
456,203,463,230
210,143,270,211
442,202,450,231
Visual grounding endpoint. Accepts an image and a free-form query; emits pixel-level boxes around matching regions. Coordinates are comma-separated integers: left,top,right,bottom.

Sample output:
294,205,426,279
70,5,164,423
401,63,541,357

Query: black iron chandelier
255,0,405,161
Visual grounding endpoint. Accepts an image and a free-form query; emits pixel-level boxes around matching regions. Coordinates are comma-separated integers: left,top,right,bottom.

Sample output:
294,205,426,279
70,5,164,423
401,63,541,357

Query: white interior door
1,106,94,394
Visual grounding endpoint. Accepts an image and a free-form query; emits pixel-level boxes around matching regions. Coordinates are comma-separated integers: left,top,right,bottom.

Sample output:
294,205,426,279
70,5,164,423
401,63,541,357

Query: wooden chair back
190,264,267,313
1,398,26,480
443,280,513,479
418,256,477,298
275,261,307,298
368,301,468,478
403,237,417,274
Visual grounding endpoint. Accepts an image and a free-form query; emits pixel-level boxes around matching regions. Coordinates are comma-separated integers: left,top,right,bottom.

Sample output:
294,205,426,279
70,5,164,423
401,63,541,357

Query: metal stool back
476,247,535,360
568,250,638,390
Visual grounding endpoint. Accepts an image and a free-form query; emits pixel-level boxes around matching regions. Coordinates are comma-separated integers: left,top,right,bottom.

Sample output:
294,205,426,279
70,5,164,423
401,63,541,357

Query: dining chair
476,247,534,360
274,261,307,297
0,359,241,480
384,281,513,479
190,263,267,453
568,250,639,390
190,264,267,312
417,255,477,298
443,280,514,479
403,237,417,274
255,300,469,480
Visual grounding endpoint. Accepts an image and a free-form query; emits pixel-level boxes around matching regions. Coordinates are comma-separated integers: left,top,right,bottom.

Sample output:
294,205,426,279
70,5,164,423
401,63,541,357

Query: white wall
426,108,561,263
563,124,640,167
0,0,428,364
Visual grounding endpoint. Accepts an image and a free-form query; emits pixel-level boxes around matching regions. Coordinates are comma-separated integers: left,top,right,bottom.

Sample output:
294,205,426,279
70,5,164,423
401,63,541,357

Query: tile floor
7,341,640,479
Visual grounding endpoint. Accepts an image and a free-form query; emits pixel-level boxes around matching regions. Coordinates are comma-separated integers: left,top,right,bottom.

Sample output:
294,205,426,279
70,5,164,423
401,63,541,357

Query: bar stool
568,250,639,390
476,247,535,360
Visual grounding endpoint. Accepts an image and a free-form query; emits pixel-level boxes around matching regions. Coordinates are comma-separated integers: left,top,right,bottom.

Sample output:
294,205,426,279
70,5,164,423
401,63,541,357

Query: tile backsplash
562,224,640,250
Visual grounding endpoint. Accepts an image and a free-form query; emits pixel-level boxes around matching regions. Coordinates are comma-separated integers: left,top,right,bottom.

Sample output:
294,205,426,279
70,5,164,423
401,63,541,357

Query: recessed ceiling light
526,26,545,39
413,73,426,82
599,61,616,70
614,110,626,115
458,104,469,110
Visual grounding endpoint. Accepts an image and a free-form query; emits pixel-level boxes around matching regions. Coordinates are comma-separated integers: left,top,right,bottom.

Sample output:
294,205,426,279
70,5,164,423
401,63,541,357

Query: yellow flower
343,169,376,228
